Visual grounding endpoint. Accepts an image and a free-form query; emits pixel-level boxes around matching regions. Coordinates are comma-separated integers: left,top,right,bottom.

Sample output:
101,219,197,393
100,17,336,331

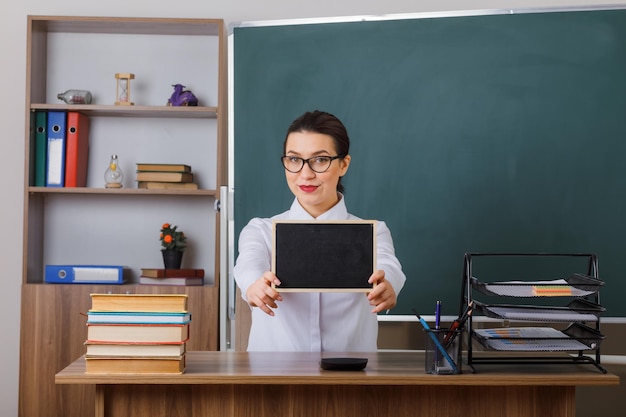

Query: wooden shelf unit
30,103,219,118
19,15,226,417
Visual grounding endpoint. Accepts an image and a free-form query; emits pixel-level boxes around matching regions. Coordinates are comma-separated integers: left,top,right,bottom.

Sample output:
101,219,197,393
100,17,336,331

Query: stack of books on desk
136,163,198,190
85,293,189,374
139,268,205,286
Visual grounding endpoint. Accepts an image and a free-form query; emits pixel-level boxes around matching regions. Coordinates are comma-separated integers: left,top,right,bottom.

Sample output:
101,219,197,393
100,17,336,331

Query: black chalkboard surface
272,221,375,291
233,7,626,315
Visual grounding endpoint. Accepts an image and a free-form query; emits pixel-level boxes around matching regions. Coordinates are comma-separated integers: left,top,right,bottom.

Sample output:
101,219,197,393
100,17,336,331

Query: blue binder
45,265,126,284
46,111,67,187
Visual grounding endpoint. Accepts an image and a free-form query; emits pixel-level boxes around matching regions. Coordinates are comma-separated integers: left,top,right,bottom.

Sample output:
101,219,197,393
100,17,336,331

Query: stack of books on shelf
139,268,205,286
32,110,90,188
85,293,189,374
136,163,198,190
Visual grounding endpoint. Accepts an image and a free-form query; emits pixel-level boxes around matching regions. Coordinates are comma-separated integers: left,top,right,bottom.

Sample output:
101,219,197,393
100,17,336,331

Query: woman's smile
299,185,319,193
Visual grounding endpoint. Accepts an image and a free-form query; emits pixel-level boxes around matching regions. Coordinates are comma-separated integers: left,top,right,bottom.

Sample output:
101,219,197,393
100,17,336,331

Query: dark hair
283,110,350,194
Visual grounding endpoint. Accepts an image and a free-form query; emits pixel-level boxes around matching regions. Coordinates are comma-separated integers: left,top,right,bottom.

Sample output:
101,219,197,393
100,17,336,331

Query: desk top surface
55,351,620,386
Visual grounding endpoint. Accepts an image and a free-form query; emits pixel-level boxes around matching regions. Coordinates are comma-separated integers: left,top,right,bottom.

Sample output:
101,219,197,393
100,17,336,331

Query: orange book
90,293,188,313
86,323,190,344
64,112,90,187
85,355,186,374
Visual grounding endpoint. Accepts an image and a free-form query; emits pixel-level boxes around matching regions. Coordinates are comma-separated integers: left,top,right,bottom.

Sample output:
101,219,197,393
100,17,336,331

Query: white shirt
234,196,406,352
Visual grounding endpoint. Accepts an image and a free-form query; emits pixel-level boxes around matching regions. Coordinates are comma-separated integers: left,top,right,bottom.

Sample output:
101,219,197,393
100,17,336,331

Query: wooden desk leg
95,385,105,417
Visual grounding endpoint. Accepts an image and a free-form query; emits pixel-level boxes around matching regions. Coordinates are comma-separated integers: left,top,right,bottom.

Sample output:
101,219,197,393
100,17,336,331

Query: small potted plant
160,223,187,269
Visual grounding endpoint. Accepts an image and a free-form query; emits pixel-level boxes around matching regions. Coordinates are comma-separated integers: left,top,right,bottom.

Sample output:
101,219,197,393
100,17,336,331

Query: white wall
0,0,616,415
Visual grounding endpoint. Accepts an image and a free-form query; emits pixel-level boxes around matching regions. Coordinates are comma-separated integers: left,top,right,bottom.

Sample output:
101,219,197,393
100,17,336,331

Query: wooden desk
55,351,619,417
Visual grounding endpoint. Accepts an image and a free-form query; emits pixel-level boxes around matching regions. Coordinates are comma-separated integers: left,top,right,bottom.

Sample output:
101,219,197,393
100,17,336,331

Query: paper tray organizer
460,253,607,373
470,273,604,298
472,322,605,352
473,299,605,323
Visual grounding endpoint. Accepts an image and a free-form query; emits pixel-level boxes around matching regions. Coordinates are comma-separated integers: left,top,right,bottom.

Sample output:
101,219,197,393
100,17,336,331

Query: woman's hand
245,271,283,316
367,270,397,314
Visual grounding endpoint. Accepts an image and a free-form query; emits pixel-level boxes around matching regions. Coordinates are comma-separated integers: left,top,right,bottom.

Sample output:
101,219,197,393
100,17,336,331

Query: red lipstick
299,185,318,193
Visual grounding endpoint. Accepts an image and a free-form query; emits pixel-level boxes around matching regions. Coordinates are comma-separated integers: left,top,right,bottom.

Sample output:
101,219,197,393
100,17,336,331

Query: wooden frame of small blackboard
271,220,376,292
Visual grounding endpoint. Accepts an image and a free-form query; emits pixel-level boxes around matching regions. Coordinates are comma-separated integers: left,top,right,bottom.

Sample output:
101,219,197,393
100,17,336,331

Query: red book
64,112,90,187
140,268,205,278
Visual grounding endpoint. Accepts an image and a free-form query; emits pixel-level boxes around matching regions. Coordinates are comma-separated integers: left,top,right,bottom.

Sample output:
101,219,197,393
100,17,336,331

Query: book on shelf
84,341,186,357
136,171,193,183
138,181,199,190
87,323,190,343
90,293,188,313
136,163,192,173
87,311,191,324
140,268,205,278
139,276,203,286
85,355,186,374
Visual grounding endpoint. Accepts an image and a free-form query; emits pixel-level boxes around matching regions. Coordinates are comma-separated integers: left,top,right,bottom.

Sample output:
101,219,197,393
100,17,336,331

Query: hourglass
115,73,135,105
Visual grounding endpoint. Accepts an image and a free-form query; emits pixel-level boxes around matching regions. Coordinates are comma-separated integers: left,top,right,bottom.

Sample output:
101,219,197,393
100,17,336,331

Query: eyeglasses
281,155,345,173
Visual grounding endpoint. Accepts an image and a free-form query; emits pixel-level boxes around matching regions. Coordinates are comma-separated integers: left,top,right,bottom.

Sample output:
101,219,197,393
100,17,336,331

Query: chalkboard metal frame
271,220,376,292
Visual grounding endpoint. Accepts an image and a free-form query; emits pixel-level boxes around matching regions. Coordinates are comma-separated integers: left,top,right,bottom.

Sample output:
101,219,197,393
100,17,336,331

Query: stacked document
471,275,603,298
473,324,603,352
480,306,598,322
474,299,604,323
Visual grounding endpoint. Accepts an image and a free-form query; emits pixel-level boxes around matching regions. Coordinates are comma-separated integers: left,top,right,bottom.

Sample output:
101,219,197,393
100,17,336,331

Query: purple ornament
167,84,199,106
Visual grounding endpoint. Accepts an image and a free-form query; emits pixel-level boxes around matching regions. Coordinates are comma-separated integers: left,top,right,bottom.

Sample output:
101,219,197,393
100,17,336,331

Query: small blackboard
272,220,376,292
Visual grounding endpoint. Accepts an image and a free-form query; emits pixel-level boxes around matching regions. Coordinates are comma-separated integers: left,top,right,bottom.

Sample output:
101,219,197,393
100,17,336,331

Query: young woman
234,110,406,351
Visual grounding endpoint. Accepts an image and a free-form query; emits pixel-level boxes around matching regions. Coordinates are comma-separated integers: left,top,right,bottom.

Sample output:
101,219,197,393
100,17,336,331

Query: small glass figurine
115,73,135,106
104,155,124,188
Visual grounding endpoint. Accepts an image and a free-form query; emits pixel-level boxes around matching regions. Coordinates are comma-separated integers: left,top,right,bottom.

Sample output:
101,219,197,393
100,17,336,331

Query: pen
411,308,459,373
442,301,473,347
434,301,442,365
443,309,472,349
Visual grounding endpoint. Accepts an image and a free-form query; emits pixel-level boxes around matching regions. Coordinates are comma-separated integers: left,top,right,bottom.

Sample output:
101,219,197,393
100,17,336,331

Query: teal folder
33,110,47,187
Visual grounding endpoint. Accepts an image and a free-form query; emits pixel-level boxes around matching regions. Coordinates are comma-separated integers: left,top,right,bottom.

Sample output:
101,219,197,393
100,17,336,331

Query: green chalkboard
232,8,626,316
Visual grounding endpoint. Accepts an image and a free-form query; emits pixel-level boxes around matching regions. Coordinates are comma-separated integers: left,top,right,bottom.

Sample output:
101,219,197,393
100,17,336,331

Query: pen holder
424,328,461,375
